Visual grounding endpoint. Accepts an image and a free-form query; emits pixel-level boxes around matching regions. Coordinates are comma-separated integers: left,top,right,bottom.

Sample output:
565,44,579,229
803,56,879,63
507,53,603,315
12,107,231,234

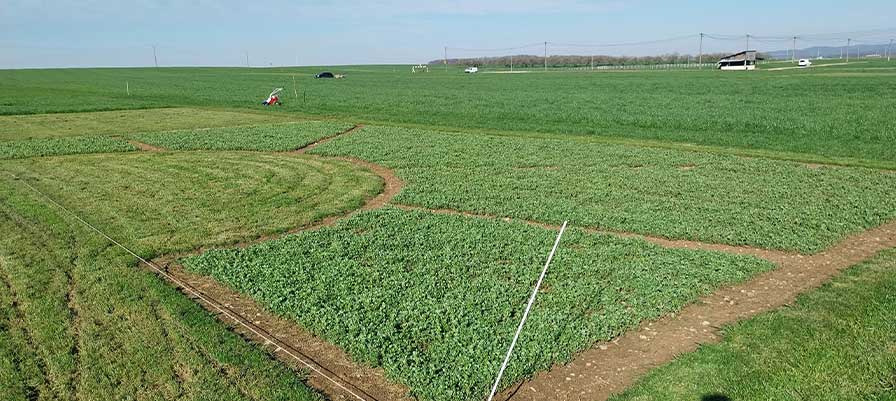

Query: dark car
315,72,335,78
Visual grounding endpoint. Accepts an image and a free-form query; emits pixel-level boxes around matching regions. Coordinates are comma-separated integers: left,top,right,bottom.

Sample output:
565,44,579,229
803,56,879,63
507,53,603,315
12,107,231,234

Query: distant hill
764,43,892,60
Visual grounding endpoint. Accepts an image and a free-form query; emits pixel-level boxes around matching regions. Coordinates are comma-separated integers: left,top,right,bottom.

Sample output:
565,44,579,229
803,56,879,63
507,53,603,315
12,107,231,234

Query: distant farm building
717,51,758,71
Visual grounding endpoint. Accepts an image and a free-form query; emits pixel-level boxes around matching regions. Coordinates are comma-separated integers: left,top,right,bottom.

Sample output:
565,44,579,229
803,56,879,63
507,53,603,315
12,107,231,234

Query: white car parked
464,66,479,73
798,59,812,68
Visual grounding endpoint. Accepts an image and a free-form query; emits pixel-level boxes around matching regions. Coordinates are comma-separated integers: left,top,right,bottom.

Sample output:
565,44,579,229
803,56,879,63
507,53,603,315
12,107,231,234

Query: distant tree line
429,52,757,67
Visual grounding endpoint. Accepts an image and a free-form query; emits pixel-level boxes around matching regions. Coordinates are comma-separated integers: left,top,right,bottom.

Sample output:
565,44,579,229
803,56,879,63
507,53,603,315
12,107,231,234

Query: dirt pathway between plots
496,220,896,401
142,124,895,401
126,140,165,152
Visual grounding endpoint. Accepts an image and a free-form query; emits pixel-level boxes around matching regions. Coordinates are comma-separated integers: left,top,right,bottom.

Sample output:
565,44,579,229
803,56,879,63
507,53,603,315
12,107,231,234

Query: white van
798,59,812,68
464,66,479,73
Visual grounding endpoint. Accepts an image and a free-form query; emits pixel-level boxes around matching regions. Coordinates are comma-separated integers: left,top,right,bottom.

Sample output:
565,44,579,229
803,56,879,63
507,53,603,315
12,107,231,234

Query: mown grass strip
612,249,896,401
311,126,896,253
0,136,136,160
0,108,301,142
184,207,774,401
0,176,324,401
130,121,354,152
0,148,381,400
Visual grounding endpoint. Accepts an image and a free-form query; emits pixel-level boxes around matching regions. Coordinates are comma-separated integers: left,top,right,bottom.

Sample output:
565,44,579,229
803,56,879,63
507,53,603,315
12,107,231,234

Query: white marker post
487,221,568,401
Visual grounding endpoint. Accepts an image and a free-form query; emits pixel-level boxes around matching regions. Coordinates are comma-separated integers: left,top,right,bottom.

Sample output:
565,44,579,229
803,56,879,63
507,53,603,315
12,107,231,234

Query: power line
446,42,544,52
550,34,698,48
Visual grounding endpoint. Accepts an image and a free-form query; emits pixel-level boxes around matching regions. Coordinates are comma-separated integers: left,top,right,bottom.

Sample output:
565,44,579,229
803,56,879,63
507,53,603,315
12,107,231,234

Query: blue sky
1,0,894,68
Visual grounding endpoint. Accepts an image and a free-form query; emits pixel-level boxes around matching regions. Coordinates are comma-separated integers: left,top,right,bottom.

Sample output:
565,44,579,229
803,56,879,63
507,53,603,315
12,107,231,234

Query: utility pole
152,45,158,68
245,51,250,67
884,39,892,61
591,54,594,71
443,46,448,71
511,54,514,72
792,36,798,63
544,41,548,71
847,38,851,63
698,33,704,68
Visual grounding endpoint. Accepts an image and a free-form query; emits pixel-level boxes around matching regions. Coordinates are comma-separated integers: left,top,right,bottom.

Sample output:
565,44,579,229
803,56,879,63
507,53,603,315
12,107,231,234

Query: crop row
310,126,896,253
184,207,773,401
0,136,136,159
131,121,354,151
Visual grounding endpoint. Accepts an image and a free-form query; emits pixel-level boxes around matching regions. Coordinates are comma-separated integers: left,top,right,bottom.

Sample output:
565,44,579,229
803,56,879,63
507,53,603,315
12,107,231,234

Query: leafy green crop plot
611,249,896,401
311,126,896,253
184,207,774,401
132,121,354,151
0,136,136,159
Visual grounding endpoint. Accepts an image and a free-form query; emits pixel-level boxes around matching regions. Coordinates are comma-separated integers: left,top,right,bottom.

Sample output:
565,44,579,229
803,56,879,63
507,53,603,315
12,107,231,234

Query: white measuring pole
487,221,568,401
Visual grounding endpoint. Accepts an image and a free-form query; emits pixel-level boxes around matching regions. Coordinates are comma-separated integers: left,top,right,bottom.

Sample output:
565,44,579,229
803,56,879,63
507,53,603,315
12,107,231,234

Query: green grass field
1,61,894,401
1,63,894,164
132,121,354,151
0,108,300,141
0,135,136,159
0,150,382,400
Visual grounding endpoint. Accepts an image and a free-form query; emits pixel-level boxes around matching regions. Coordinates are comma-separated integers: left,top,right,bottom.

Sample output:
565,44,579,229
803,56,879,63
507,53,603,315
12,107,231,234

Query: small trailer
717,51,758,71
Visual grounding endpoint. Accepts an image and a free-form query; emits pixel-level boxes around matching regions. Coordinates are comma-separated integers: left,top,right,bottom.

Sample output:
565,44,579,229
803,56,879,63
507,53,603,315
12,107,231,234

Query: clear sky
2,0,894,68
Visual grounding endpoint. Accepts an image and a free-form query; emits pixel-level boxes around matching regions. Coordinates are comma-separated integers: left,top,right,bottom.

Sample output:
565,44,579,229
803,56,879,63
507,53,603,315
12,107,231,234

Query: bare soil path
126,139,165,152
497,221,896,401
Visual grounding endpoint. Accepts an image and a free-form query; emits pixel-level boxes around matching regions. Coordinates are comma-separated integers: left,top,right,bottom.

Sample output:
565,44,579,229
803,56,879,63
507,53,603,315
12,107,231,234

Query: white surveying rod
486,221,568,401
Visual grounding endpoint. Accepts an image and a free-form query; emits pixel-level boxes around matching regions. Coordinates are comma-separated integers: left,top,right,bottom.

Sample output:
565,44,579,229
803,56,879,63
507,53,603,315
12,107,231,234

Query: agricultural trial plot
2,60,894,401
131,121,354,151
311,125,896,253
184,207,773,401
